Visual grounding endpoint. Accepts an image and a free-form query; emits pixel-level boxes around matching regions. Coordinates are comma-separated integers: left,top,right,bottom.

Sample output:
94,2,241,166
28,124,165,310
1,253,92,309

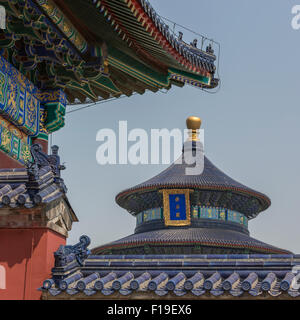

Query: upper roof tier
116,117,271,219
0,0,219,104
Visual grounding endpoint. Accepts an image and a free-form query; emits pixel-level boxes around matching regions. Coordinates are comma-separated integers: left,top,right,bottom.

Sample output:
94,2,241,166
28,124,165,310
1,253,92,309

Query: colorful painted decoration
136,205,248,228
169,68,211,88
160,189,192,227
35,0,88,54
0,0,218,106
36,89,67,134
141,208,162,223
0,54,69,163
0,115,31,164
0,55,40,137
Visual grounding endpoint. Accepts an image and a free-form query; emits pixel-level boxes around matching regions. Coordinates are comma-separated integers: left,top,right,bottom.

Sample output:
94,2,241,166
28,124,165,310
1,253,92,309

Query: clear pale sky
52,0,300,253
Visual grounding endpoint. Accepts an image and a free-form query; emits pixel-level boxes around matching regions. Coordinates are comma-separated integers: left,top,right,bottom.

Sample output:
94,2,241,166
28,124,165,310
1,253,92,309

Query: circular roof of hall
115,155,271,216
92,227,290,255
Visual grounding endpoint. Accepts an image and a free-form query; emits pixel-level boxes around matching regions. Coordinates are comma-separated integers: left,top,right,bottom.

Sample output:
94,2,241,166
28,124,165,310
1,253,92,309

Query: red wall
0,151,23,168
0,228,65,300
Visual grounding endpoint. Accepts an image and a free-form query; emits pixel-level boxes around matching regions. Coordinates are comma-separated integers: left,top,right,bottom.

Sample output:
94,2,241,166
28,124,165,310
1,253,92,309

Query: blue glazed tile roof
116,156,271,217
0,145,76,219
40,237,300,299
0,167,63,208
92,228,290,255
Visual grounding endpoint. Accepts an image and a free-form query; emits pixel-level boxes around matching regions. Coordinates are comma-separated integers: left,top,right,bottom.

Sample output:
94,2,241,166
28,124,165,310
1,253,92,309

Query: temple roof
40,236,300,300
109,117,282,256
120,156,266,194
0,167,63,208
65,0,217,76
92,227,290,255
116,156,271,218
0,144,77,221
0,0,219,104
116,116,270,219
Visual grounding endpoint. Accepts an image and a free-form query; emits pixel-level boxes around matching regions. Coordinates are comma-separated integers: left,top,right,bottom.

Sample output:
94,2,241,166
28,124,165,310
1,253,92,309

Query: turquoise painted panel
136,206,248,228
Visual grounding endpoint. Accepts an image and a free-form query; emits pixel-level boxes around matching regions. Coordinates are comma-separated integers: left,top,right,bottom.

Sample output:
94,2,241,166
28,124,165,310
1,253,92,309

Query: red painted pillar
0,228,65,300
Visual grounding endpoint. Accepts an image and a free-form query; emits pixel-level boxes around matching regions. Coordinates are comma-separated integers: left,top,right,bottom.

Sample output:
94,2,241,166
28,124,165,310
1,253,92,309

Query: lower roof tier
41,236,300,300
92,228,290,255
42,267,300,300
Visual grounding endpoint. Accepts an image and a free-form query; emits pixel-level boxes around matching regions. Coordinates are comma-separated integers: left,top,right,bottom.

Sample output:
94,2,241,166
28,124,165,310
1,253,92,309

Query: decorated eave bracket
0,0,111,103
0,53,68,164
0,53,67,134
33,0,89,55
0,0,219,108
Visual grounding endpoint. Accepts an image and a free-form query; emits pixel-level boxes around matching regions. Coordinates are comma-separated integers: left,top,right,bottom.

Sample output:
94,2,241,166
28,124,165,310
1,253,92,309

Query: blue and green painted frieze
0,54,67,163
136,206,248,228
0,115,32,164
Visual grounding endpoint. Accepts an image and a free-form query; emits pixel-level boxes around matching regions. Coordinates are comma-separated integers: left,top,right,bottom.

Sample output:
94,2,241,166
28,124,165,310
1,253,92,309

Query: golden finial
186,116,201,141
